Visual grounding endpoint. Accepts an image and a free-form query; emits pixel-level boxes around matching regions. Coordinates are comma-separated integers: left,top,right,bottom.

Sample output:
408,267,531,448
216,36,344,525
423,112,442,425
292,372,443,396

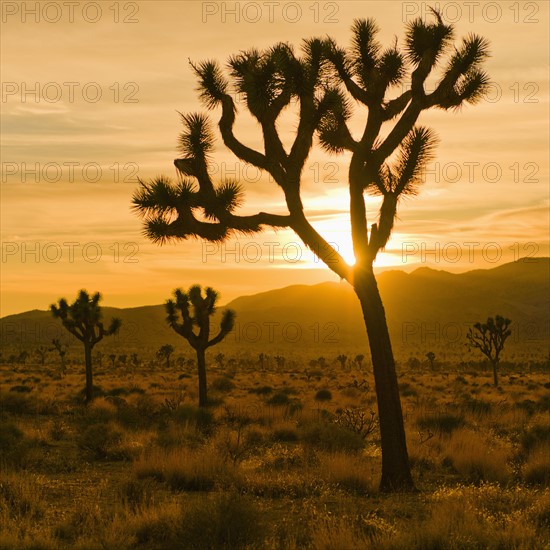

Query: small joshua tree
165,285,235,407
50,338,68,374
336,354,348,369
426,351,436,370
50,290,121,403
157,344,175,368
355,354,365,370
35,346,48,366
467,315,511,387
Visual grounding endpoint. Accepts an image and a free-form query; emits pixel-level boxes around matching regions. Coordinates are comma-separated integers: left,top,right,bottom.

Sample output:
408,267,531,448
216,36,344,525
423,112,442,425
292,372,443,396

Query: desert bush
416,413,465,435
299,421,364,453
211,376,235,392
319,452,376,494
177,492,263,549
77,422,124,460
134,446,228,492
9,385,32,393
521,423,550,452
315,389,332,402
0,418,33,467
273,428,299,442
0,392,34,415
249,385,273,395
462,396,492,415
0,471,45,520
170,404,214,433
267,391,290,405
443,428,512,484
116,478,156,511
523,444,550,486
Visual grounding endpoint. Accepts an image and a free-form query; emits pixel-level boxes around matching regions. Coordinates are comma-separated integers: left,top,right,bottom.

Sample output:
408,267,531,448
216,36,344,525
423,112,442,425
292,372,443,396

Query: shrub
249,385,273,395
417,413,465,434
77,423,123,460
443,428,511,483
9,385,32,393
299,421,364,453
523,445,550,486
211,376,235,392
177,492,263,549
171,405,214,433
521,424,550,452
315,389,332,402
134,447,228,492
267,392,290,405
273,428,299,442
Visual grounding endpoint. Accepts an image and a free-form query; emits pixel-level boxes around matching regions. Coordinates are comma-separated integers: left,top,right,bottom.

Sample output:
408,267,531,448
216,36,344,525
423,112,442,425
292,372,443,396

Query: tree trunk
354,268,416,492
492,361,499,387
197,348,208,407
84,343,93,404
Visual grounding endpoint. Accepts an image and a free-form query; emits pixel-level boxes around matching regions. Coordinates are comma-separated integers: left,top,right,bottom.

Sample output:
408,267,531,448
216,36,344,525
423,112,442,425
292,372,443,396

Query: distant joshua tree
355,354,365,370
35,346,48,366
426,351,436,370
165,285,235,407
50,290,121,403
336,354,348,370
157,344,175,369
467,315,511,387
132,11,489,492
50,339,68,373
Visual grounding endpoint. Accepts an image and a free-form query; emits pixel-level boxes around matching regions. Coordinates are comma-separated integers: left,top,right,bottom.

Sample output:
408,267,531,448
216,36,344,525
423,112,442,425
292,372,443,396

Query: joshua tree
50,338,68,373
35,346,48,366
467,315,511,387
109,354,117,368
17,350,29,365
50,290,121,403
355,354,365,370
336,354,348,370
274,355,286,369
426,351,436,370
165,285,235,407
157,344,175,369
132,12,489,491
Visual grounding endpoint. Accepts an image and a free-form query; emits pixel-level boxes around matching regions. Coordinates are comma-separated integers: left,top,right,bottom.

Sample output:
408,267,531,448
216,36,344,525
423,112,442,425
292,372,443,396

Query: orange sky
1,1,549,316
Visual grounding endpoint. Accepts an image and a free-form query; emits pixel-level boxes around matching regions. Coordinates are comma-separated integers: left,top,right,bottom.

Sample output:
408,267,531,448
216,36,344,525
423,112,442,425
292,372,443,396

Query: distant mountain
1,259,548,362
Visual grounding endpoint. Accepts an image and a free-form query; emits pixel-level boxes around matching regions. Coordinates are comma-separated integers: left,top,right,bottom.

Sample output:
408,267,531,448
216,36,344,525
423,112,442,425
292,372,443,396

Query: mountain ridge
1,258,548,360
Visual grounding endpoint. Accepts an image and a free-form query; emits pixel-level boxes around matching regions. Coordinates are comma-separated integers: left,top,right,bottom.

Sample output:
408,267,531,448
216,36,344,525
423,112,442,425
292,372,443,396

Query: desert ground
1,354,548,549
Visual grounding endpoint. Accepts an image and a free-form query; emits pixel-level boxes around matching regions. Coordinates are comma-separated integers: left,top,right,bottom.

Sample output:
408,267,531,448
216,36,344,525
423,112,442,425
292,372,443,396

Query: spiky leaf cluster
50,290,121,346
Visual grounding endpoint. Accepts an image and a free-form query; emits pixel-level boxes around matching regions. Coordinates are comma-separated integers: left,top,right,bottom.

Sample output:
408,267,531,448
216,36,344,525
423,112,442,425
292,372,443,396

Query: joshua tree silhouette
165,285,235,407
133,10,489,491
50,290,121,403
157,344,175,369
467,315,511,387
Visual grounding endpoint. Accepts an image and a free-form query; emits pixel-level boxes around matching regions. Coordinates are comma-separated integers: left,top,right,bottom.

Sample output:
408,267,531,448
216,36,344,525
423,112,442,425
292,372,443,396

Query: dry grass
0,362,549,548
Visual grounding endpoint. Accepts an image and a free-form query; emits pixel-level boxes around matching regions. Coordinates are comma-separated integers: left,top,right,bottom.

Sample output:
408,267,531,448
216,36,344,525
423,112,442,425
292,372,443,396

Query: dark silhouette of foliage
157,344,175,368
467,315,511,387
426,351,436,370
336,354,348,369
50,339,68,374
35,346,48,366
132,10,489,492
165,285,235,406
50,290,121,403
